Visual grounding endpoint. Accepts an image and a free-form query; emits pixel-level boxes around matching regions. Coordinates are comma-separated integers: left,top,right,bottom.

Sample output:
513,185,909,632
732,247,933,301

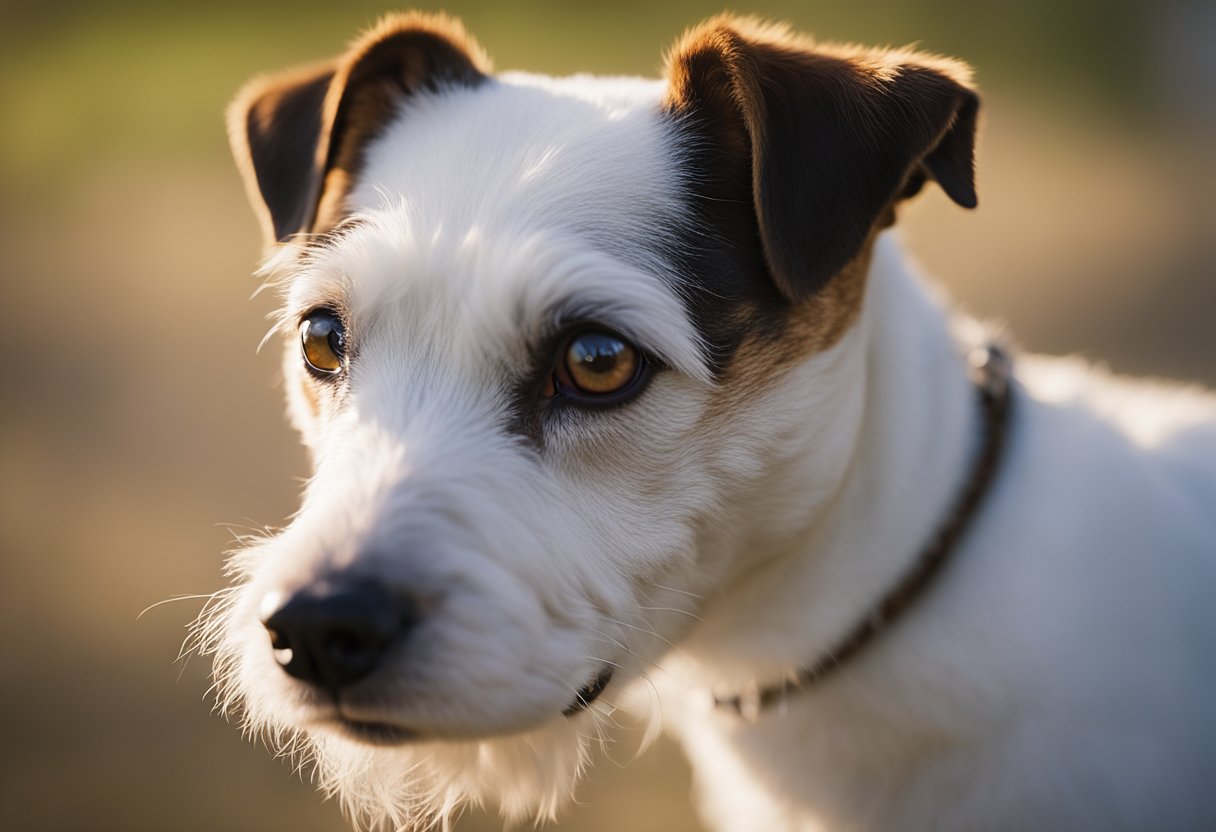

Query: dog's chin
267,667,619,829
301,705,596,832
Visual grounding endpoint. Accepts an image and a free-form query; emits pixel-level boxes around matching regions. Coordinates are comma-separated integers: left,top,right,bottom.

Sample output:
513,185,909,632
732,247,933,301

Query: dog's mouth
333,717,418,746
316,667,614,745
562,666,614,716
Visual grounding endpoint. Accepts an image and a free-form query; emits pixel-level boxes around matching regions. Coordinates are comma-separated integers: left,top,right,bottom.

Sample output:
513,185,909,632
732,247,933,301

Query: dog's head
204,11,977,828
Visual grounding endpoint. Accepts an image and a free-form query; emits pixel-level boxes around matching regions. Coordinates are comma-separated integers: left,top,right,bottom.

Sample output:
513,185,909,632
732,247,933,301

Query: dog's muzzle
259,579,614,732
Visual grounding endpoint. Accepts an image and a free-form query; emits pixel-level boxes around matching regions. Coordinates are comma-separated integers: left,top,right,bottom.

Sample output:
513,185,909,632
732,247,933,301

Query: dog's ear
664,17,979,302
228,12,490,245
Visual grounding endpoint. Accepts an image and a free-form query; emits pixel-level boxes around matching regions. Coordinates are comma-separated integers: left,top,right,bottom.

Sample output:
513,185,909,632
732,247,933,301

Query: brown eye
300,310,345,375
552,330,644,401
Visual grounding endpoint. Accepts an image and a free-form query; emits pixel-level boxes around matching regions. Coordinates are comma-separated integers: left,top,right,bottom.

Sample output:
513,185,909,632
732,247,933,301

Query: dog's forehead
347,72,685,265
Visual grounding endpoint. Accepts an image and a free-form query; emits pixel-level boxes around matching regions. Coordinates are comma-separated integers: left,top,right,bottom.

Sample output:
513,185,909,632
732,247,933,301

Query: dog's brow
274,269,353,340
540,297,635,343
531,288,709,385
300,216,371,258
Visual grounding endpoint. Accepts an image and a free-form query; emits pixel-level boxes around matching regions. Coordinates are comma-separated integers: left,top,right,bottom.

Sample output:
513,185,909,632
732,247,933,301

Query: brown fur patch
704,231,876,425
310,13,490,236
228,62,335,244
662,13,979,382
228,12,490,247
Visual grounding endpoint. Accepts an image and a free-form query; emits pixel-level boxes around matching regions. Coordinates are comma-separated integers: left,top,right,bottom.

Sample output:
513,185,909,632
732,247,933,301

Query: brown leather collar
714,343,1014,720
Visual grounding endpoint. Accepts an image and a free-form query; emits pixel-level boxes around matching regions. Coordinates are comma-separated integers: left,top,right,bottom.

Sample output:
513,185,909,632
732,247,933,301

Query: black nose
260,580,413,690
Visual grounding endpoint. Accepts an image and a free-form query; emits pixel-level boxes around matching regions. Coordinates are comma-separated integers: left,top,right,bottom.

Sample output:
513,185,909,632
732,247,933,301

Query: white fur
663,239,1216,831
204,71,1216,831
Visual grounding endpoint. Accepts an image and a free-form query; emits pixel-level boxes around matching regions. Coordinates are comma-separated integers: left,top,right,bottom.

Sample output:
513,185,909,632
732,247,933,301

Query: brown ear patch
662,15,979,377
693,247,875,432
665,16,978,303
229,62,336,244
311,13,490,236
227,12,490,246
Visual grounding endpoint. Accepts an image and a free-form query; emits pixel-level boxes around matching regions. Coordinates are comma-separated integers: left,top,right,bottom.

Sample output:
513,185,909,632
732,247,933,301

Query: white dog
201,11,1216,831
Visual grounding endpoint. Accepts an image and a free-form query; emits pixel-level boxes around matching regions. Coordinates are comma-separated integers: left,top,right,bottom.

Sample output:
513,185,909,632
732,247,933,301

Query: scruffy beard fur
195,540,642,832
206,672,593,832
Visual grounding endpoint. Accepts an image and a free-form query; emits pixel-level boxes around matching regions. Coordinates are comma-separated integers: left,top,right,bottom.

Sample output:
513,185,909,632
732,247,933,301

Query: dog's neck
673,232,981,693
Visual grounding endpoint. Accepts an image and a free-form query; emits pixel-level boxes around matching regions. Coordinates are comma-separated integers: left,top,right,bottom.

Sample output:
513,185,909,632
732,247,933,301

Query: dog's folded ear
228,12,489,246
665,16,980,302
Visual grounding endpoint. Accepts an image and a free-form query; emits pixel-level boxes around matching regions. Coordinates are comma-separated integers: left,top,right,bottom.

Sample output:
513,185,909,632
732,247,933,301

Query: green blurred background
1,1,1212,830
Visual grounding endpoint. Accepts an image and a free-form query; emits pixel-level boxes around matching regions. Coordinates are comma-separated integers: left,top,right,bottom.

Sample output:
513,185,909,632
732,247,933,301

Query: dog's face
204,12,977,827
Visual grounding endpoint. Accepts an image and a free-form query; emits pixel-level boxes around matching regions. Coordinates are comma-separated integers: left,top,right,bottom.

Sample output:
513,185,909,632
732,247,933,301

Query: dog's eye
547,330,646,403
300,310,345,375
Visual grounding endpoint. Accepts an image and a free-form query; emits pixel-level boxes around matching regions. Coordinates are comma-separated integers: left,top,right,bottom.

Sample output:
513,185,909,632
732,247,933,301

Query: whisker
137,593,215,619
581,655,627,672
583,646,666,723
603,615,674,648
651,581,708,600
638,605,704,622
588,627,672,678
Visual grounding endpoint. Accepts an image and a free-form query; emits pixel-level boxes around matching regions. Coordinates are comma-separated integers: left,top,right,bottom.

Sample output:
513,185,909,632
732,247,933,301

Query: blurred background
1,0,1212,829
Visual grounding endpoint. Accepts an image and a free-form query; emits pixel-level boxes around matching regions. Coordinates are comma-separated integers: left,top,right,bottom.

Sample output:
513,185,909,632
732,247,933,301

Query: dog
200,11,1216,831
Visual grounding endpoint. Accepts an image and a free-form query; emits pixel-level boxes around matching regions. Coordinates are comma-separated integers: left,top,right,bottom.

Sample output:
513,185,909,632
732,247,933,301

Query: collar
713,342,1014,721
